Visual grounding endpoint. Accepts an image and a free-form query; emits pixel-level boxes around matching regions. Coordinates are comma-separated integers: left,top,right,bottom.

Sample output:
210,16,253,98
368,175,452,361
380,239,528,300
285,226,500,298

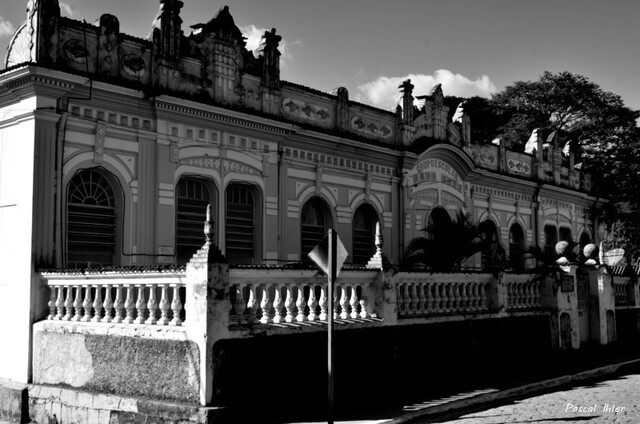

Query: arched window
176,177,213,264
66,168,119,268
480,220,500,269
579,232,591,262
352,204,378,265
225,184,258,264
544,225,558,259
509,223,525,272
426,207,451,240
559,227,572,243
301,197,332,263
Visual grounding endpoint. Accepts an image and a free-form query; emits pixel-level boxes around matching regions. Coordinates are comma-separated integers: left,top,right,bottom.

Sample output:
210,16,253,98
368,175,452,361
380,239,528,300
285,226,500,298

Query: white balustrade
396,277,492,317
42,272,187,326
505,277,543,310
229,269,376,325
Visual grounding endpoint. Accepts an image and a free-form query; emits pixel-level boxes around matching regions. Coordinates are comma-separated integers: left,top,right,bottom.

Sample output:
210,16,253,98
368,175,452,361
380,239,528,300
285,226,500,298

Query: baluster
260,285,273,324
424,283,432,312
91,285,103,322
308,285,318,321
296,286,307,322
479,282,488,310
460,283,470,310
359,285,369,319
518,283,525,308
47,286,56,320
235,285,246,323
471,282,479,310
339,285,350,319
134,285,146,324
123,285,135,324
113,285,125,323
63,285,73,320
72,286,83,321
440,284,449,312
415,283,426,314
272,285,284,323
246,286,258,323
533,282,541,307
54,286,65,320
284,286,295,323
169,285,183,326
103,285,114,323
432,283,441,312
146,285,158,325
452,283,461,311
406,283,416,315
80,285,92,322
158,284,170,325
319,286,328,321
349,285,360,319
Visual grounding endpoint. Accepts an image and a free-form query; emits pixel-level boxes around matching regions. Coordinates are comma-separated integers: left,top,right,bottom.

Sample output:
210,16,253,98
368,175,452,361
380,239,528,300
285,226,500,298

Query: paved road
414,371,640,424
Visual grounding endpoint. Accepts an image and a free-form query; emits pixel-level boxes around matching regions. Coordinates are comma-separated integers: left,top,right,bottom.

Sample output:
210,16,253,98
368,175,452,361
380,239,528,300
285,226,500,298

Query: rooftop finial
204,204,213,243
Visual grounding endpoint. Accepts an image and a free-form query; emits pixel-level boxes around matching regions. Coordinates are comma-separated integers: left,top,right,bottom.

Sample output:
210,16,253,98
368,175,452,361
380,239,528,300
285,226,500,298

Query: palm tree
402,211,500,271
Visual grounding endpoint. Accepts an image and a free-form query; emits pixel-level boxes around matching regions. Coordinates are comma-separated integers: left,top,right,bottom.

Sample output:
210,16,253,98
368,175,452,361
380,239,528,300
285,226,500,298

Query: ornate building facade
0,0,602,384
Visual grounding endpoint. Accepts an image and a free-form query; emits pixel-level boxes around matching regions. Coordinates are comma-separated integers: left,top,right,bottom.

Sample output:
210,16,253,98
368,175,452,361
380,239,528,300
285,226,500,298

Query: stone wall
32,322,200,404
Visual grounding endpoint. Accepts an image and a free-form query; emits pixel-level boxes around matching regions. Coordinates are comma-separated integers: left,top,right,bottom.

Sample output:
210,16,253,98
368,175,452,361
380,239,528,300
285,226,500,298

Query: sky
1,0,639,113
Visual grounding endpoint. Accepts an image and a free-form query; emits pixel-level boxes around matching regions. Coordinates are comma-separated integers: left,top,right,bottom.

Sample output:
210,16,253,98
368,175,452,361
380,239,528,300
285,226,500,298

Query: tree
491,71,640,259
402,211,499,271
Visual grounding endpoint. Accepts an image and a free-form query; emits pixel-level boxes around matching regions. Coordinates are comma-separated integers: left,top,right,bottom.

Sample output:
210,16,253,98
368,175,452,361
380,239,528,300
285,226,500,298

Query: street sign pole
327,228,336,424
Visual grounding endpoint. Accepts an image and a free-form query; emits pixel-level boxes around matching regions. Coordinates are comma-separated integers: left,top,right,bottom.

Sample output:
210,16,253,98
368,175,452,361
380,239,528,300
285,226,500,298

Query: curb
381,358,640,424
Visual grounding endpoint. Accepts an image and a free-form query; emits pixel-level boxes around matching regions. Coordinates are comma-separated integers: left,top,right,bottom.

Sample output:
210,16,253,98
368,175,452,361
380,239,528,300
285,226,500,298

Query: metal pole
328,228,337,424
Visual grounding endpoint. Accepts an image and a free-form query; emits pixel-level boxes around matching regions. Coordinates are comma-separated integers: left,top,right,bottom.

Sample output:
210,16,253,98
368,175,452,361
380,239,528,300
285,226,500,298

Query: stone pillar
185,205,230,406
366,223,396,324
541,266,580,350
333,87,350,132
257,28,282,90
588,267,616,345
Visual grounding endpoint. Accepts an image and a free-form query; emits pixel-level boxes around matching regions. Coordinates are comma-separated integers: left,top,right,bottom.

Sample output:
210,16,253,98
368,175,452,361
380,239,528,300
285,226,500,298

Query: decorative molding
282,98,330,122
351,115,392,139
179,156,261,176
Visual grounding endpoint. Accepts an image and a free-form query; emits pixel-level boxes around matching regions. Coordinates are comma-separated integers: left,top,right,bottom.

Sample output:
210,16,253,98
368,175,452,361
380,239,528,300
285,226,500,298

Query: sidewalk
274,343,640,424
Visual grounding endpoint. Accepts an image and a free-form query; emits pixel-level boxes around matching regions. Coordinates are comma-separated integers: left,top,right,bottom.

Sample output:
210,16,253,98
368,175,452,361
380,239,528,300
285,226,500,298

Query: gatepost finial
375,221,383,252
204,204,213,243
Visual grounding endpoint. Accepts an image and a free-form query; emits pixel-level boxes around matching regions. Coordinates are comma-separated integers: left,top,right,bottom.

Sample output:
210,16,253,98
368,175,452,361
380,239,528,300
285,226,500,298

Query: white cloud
356,69,497,110
59,2,76,18
240,24,292,65
0,16,15,38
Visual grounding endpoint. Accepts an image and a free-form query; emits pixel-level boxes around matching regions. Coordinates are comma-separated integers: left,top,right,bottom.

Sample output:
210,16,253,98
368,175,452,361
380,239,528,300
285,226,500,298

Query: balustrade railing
228,268,378,324
396,274,492,317
41,270,187,326
504,275,543,310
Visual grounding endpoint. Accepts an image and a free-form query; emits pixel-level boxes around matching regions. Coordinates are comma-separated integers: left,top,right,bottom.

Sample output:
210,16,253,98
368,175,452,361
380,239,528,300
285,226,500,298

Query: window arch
225,183,260,264
579,232,591,262
66,168,120,268
425,207,451,240
301,197,332,263
352,203,378,265
509,223,525,272
544,225,558,259
559,227,572,243
480,220,500,269
176,176,215,264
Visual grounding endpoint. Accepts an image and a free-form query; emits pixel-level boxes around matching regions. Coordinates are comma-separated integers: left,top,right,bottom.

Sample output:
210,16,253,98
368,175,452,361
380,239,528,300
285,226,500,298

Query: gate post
542,266,579,349
587,267,616,345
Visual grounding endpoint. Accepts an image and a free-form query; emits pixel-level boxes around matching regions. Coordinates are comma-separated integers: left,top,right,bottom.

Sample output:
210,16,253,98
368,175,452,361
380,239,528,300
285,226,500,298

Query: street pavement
412,370,640,423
